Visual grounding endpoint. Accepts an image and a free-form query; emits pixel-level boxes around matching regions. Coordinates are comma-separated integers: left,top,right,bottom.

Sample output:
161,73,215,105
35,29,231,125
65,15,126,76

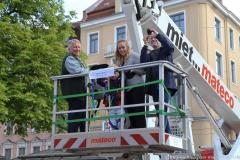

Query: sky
64,0,240,21
64,0,98,21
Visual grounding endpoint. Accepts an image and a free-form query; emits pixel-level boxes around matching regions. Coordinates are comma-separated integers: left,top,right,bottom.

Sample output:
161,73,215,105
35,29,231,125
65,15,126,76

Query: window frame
31,141,42,154
4,149,12,160
33,146,41,153
87,31,100,55
3,142,13,160
169,10,186,34
230,60,237,84
216,51,224,77
238,35,240,48
214,17,222,42
45,140,51,150
114,24,127,44
229,28,234,50
17,142,27,156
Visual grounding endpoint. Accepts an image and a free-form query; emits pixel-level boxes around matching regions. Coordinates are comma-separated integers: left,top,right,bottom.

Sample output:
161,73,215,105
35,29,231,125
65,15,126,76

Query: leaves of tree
0,0,77,135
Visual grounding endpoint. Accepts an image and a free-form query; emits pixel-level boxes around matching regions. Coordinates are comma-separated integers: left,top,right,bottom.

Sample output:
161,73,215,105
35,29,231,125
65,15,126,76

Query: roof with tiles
81,0,239,26
82,0,115,22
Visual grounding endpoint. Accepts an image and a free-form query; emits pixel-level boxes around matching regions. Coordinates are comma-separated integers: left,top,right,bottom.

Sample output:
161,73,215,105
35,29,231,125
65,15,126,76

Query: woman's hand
143,36,149,45
125,70,135,79
111,71,120,80
143,35,153,45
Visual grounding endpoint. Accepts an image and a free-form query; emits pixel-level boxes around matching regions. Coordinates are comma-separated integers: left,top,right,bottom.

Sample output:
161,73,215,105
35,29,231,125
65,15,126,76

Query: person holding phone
140,29,177,133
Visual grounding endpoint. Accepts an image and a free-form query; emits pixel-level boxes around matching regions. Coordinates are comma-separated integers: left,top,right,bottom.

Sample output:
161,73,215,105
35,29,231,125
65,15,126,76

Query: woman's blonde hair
115,40,130,66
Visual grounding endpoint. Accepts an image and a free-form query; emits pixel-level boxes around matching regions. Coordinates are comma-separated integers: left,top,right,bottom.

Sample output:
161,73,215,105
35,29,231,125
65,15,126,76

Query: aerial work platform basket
48,61,192,159
17,0,240,159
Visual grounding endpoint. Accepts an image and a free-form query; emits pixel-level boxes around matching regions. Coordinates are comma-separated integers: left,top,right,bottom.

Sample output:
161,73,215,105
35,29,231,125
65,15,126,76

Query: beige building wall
81,0,240,152
164,0,240,150
81,17,128,66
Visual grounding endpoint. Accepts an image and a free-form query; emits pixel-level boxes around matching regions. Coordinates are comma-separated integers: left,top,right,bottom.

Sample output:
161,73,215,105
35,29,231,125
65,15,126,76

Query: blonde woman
115,40,146,129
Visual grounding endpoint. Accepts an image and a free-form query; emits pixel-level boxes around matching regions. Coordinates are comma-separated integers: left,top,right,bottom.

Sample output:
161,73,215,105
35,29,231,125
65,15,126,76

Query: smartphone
147,29,153,35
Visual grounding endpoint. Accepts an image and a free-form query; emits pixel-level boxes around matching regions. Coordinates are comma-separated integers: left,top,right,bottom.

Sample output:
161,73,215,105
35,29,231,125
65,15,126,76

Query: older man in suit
61,39,87,133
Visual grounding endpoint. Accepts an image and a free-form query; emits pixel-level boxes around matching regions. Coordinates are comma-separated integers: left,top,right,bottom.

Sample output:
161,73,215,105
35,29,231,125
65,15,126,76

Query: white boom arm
121,0,240,158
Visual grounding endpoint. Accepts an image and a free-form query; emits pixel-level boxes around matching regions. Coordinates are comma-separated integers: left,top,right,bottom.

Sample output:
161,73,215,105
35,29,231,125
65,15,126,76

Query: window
116,26,126,41
216,52,223,77
170,12,185,33
215,18,221,41
89,32,99,54
33,146,40,153
46,140,51,150
17,142,27,156
231,61,236,83
239,36,240,48
5,149,11,160
3,142,12,160
18,147,26,156
229,28,234,49
31,140,42,153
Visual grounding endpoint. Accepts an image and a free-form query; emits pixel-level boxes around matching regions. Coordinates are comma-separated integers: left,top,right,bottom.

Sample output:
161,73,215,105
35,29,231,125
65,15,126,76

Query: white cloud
222,0,240,18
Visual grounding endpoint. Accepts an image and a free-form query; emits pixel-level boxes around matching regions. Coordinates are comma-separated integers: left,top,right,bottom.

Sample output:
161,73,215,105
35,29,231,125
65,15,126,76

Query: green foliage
0,0,78,135
80,51,88,67
0,83,8,122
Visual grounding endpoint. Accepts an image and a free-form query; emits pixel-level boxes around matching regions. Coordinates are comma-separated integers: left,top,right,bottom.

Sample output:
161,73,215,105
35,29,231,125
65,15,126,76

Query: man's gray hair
67,39,80,49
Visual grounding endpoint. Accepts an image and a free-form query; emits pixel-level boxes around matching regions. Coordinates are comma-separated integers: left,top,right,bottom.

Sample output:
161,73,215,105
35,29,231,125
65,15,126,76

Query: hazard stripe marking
53,132,180,149
79,139,87,148
150,133,159,143
122,134,137,145
131,134,148,145
63,138,77,149
165,134,169,143
54,139,61,148
55,138,68,149
71,138,85,148
143,132,158,144
121,137,129,145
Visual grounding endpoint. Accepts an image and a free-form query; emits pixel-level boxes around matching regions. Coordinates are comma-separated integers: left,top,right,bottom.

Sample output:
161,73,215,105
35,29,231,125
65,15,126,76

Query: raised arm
140,45,151,63
156,33,174,55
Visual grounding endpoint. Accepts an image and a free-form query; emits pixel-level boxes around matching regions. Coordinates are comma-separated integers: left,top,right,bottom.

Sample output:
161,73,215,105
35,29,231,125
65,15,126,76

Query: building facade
0,124,50,159
80,0,240,151
163,0,240,149
80,0,127,66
